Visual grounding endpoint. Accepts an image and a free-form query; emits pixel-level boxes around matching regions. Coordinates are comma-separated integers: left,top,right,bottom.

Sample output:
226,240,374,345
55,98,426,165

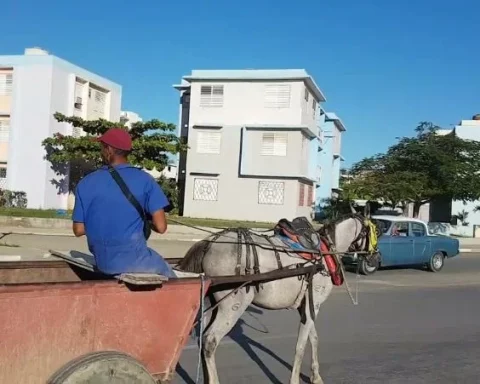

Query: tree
42,113,187,202
349,122,480,217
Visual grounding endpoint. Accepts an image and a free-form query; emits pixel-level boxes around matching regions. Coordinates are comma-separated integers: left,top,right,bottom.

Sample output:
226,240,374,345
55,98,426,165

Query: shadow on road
343,264,427,275
175,306,310,384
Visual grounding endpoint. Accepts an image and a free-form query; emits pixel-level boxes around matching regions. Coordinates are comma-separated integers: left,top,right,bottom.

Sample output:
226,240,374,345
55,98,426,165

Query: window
197,131,221,154
312,99,317,117
261,133,287,156
193,178,219,201
72,127,82,138
258,181,284,205
200,85,224,107
0,167,6,188
0,74,13,96
0,119,9,143
307,185,313,205
411,222,426,237
298,183,305,206
391,221,409,237
74,82,84,110
304,88,309,102
264,84,291,108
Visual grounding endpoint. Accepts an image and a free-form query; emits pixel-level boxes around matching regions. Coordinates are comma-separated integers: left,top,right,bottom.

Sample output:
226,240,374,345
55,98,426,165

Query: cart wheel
47,351,157,384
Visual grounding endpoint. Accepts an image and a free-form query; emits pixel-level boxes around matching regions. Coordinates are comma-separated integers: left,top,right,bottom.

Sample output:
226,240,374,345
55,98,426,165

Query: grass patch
0,208,275,229
0,208,71,219
167,216,275,229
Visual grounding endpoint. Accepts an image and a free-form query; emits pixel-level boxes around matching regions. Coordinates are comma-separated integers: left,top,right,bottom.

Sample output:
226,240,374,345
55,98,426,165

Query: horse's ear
349,202,356,214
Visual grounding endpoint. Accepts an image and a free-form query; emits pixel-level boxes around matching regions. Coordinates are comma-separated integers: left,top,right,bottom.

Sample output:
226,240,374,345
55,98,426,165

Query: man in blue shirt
72,128,175,278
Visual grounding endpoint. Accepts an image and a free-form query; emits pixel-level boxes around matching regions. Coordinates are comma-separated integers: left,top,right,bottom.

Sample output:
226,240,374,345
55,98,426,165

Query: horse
176,214,377,384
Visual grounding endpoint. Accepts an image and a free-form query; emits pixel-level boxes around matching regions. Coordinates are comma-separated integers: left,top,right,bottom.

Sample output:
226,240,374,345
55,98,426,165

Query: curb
459,248,473,253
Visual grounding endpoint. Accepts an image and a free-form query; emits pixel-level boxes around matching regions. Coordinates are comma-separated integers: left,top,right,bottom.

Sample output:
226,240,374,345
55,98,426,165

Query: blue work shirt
72,164,175,278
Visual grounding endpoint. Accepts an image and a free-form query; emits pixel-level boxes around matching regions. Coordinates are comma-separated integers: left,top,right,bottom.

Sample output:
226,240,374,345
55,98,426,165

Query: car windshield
374,219,392,234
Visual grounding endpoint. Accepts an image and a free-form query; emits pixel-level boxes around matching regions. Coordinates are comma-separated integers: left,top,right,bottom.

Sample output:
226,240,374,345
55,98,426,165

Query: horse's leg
291,275,332,384
202,288,254,384
308,326,323,384
290,292,315,384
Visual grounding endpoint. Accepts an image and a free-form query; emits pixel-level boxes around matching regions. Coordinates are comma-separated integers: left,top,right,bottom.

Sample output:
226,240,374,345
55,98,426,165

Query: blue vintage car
343,215,460,275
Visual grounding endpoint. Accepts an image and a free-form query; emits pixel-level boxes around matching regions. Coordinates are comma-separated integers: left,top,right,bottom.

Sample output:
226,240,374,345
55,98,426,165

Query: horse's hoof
311,376,324,384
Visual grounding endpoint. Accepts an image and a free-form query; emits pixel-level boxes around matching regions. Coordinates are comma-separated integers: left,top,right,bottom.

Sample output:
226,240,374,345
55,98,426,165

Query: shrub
0,190,28,208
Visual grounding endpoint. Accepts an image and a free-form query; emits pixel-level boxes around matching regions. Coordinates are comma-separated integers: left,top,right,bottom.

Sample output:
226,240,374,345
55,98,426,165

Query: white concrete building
0,47,122,209
120,110,142,129
174,69,325,222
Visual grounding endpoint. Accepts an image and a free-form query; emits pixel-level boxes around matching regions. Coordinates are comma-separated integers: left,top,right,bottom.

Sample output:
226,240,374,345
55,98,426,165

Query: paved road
174,281,480,383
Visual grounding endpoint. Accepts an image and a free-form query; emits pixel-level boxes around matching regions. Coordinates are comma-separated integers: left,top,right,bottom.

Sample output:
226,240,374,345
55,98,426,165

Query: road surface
172,254,480,384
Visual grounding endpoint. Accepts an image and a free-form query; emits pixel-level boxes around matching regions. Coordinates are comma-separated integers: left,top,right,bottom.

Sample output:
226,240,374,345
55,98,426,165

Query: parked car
343,215,460,275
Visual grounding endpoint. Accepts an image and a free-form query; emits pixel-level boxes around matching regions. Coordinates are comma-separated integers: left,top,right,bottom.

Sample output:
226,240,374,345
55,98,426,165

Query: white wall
189,80,305,127
7,63,54,208
4,54,122,209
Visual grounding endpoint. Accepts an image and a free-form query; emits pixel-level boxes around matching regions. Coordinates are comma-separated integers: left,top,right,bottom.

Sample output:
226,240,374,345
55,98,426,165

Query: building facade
0,47,121,209
314,112,346,217
174,69,326,222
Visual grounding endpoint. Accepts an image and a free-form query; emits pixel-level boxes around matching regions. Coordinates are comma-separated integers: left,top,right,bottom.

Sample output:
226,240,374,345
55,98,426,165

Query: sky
2,0,480,166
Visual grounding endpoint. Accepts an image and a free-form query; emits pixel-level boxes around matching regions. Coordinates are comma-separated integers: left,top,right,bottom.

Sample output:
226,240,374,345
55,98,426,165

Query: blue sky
2,0,479,166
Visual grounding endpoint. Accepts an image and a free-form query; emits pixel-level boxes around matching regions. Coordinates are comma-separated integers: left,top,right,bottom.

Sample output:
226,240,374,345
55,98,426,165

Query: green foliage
43,113,187,171
348,121,480,216
0,190,27,208
42,113,188,194
157,175,179,214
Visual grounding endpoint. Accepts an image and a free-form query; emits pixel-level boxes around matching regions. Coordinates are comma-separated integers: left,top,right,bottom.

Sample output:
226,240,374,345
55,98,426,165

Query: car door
410,222,431,263
389,221,414,266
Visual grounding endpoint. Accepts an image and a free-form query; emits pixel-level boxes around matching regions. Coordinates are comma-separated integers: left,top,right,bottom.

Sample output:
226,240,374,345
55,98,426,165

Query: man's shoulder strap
107,165,146,220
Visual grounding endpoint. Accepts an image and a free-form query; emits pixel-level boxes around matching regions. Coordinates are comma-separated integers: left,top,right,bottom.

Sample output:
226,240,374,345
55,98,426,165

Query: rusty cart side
0,259,209,384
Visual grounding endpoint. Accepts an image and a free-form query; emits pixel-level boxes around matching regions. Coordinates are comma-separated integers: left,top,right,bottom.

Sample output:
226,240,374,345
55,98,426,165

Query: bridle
319,213,371,253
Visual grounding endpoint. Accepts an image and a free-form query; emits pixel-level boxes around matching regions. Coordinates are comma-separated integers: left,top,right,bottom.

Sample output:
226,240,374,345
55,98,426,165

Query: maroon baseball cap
96,128,132,151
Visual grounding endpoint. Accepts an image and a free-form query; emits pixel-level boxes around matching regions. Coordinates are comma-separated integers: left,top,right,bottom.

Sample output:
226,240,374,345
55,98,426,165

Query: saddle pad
277,235,319,260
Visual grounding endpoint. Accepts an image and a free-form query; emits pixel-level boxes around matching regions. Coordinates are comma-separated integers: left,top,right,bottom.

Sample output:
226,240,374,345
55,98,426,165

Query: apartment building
0,47,121,209
174,69,326,222
315,112,346,216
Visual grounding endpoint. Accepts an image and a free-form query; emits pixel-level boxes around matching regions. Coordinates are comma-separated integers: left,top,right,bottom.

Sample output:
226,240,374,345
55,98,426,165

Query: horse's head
318,213,380,255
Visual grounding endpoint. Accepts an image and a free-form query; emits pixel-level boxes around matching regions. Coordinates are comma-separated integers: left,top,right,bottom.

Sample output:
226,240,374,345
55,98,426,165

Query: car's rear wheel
427,252,444,272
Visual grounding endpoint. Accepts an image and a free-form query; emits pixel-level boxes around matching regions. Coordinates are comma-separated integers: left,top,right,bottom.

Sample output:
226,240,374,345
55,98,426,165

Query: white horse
177,214,377,384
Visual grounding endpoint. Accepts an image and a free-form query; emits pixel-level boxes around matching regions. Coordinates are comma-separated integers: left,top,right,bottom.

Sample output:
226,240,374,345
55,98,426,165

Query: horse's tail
177,240,209,273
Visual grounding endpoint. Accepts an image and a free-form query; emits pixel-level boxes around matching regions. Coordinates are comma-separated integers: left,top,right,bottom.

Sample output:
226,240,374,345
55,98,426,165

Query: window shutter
0,119,10,142
197,131,222,154
264,84,291,108
0,74,13,96
200,85,224,107
299,183,305,206
261,133,287,156
307,185,313,205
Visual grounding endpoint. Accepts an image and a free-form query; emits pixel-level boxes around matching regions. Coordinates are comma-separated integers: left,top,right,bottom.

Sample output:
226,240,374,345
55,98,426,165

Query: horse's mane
177,239,210,273
319,213,364,236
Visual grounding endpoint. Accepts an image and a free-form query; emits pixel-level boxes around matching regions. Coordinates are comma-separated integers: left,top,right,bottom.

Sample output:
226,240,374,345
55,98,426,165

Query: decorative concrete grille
193,178,218,201
258,181,284,205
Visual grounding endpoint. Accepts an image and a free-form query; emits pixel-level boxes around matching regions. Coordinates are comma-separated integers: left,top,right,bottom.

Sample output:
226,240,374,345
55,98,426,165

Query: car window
411,222,426,237
375,219,391,234
391,221,409,237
